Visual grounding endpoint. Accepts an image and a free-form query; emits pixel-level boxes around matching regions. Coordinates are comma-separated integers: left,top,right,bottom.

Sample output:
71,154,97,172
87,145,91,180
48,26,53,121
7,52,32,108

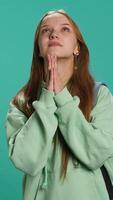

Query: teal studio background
0,0,113,199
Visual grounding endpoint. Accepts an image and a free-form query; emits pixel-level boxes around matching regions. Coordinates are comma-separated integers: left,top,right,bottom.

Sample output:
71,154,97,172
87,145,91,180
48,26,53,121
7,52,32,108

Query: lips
48,41,62,47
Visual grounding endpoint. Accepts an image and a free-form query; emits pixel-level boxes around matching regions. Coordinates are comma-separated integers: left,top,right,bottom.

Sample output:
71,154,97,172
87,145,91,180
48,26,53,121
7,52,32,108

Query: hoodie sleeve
53,85,113,170
6,87,58,176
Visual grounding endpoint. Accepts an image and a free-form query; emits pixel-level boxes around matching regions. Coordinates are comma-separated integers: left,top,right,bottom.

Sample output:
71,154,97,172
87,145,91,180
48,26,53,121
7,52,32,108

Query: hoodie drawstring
41,166,48,190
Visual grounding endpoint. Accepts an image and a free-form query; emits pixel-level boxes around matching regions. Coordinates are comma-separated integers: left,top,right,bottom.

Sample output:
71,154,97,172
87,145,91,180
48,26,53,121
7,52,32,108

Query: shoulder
91,83,113,121
97,85,113,103
94,83,113,109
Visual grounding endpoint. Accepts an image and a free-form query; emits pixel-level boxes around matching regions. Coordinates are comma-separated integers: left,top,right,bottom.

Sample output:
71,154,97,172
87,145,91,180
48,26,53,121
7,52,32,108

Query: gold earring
74,66,78,70
76,51,79,56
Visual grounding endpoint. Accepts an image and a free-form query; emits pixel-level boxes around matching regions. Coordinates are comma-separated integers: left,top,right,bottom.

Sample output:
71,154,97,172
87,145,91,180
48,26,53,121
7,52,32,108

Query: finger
53,55,57,69
48,66,54,91
47,54,51,70
50,54,55,70
50,64,54,82
54,55,57,69
53,55,57,80
53,55,58,89
45,55,51,85
48,55,54,90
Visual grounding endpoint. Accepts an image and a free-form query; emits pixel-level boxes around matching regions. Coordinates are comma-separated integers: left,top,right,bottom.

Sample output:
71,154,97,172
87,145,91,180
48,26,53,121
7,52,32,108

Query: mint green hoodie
6,84,113,200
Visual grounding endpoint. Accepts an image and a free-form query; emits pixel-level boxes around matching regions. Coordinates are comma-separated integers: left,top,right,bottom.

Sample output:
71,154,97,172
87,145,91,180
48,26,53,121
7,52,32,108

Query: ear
73,42,80,55
73,46,80,55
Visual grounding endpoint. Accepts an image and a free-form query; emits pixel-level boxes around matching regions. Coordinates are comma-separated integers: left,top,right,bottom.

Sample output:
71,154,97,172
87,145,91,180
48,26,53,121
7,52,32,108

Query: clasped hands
46,54,65,95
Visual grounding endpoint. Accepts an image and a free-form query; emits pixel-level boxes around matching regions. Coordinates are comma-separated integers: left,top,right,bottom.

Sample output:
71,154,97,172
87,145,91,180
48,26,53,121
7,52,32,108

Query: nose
49,30,59,40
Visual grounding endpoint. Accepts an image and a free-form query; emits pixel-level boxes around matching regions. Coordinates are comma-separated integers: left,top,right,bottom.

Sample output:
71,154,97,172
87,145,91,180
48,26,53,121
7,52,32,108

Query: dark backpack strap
93,81,113,200
101,165,113,200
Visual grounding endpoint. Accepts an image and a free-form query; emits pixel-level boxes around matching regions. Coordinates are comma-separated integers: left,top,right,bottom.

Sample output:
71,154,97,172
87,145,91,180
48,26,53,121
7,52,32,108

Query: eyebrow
41,23,71,28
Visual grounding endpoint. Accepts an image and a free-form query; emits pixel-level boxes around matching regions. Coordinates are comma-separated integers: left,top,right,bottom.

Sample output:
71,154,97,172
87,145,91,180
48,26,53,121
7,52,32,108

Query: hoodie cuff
39,88,55,107
53,87,73,107
32,88,57,112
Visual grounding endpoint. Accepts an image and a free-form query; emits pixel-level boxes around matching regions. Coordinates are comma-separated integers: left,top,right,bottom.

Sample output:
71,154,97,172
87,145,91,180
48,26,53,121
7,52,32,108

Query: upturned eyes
41,26,71,34
62,27,70,32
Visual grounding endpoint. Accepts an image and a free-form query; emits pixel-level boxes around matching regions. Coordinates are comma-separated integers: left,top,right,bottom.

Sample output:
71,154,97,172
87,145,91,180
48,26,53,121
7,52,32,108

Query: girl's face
38,13,79,58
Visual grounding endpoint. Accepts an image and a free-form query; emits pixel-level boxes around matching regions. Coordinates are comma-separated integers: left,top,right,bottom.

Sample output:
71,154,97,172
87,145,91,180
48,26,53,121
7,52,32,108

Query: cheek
65,36,77,47
38,38,47,53
67,40,77,51
71,39,78,50
41,37,48,47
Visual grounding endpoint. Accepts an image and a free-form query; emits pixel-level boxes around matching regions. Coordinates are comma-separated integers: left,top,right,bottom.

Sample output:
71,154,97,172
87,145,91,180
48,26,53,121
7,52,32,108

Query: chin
46,52,64,58
44,50,71,58
47,50,58,56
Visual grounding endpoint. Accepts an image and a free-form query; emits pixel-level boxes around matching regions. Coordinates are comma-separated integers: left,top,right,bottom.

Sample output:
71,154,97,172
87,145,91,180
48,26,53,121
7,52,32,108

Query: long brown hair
13,9,95,180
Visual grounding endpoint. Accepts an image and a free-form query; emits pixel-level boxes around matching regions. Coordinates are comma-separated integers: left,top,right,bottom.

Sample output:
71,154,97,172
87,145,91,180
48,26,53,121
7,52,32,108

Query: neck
57,57,74,86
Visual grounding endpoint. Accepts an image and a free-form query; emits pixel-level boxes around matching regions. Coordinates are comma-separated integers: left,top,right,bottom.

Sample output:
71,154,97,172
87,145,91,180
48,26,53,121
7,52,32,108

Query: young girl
6,9,113,200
